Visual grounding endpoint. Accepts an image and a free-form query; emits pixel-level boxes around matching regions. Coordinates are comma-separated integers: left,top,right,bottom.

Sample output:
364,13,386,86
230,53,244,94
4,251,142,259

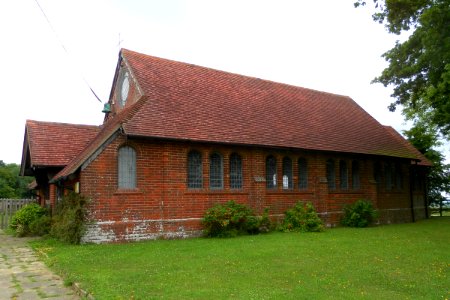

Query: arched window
266,155,277,189
340,160,348,190
187,151,202,189
298,158,308,190
230,153,243,189
282,157,293,189
385,162,393,191
352,160,360,190
326,159,336,191
395,163,403,191
209,153,223,189
118,146,136,189
373,161,381,187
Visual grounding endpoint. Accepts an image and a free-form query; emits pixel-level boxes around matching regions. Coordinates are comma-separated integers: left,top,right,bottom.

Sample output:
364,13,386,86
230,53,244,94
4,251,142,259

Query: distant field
430,209,450,217
31,217,450,299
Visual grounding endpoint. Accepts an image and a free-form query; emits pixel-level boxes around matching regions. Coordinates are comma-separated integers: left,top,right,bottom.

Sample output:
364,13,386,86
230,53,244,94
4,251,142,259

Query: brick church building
21,49,430,243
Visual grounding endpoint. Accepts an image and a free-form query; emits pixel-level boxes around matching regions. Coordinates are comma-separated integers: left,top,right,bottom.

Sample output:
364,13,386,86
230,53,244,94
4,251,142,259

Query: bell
102,103,111,113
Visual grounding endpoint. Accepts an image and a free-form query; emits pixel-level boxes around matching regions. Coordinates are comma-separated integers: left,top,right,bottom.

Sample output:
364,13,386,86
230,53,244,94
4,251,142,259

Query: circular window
120,72,130,106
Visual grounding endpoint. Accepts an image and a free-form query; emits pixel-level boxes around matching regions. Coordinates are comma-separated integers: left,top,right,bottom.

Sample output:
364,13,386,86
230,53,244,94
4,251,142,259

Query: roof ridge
121,48,352,100
26,119,100,129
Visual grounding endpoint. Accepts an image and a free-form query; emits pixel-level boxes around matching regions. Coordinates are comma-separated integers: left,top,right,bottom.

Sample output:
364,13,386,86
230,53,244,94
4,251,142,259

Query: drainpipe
424,168,429,219
409,161,417,223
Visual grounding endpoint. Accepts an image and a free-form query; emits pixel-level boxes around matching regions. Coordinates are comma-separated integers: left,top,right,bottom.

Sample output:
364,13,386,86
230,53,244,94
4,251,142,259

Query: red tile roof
51,49,429,182
121,49,422,160
51,97,147,181
383,126,432,166
24,120,99,168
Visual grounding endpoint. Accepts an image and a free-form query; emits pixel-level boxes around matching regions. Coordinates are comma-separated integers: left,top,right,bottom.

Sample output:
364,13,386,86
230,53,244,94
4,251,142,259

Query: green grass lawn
31,217,450,299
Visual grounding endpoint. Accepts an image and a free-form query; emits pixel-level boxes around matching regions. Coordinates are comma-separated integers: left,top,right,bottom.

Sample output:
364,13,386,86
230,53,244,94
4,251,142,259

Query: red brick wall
78,135,426,243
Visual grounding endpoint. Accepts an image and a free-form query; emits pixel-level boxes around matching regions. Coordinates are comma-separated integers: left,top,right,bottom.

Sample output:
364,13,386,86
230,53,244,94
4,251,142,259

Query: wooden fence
0,198,35,229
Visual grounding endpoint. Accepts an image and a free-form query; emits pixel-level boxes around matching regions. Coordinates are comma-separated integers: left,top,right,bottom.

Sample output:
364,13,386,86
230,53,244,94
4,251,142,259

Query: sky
0,0,448,164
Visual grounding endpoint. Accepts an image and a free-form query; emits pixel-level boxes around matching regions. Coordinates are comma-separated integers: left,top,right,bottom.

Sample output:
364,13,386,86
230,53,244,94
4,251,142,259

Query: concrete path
0,230,79,300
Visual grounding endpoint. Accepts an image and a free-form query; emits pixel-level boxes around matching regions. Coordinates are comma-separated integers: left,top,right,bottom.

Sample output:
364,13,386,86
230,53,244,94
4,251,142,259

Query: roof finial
117,33,124,49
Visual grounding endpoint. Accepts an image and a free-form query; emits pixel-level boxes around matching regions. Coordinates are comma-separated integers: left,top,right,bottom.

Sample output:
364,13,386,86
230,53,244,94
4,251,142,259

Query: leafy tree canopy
0,160,34,198
403,122,450,206
355,0,450,139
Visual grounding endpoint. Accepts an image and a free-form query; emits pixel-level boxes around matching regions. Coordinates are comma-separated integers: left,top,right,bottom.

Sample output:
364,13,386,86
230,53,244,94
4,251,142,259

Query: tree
355,0,450,139
403,122,450,215
0,160,34,198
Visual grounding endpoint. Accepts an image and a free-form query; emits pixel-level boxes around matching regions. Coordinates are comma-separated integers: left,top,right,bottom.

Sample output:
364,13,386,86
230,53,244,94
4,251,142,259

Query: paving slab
0,229,79,299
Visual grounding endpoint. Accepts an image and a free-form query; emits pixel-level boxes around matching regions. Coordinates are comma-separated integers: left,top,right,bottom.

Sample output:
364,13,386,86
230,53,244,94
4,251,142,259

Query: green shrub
245,215,260,234
280,202,324,232
202,201,252,237
30,215,52,236
202,201,271,237
341,199,378,227
51,192,89,244
258,207,272,233
9,203,48,237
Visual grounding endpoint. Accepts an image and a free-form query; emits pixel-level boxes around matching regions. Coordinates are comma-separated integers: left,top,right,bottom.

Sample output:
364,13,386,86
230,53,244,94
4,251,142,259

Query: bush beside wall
51,193,89,244
9,203,49,237
280,202,324,232
341,199,378,228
